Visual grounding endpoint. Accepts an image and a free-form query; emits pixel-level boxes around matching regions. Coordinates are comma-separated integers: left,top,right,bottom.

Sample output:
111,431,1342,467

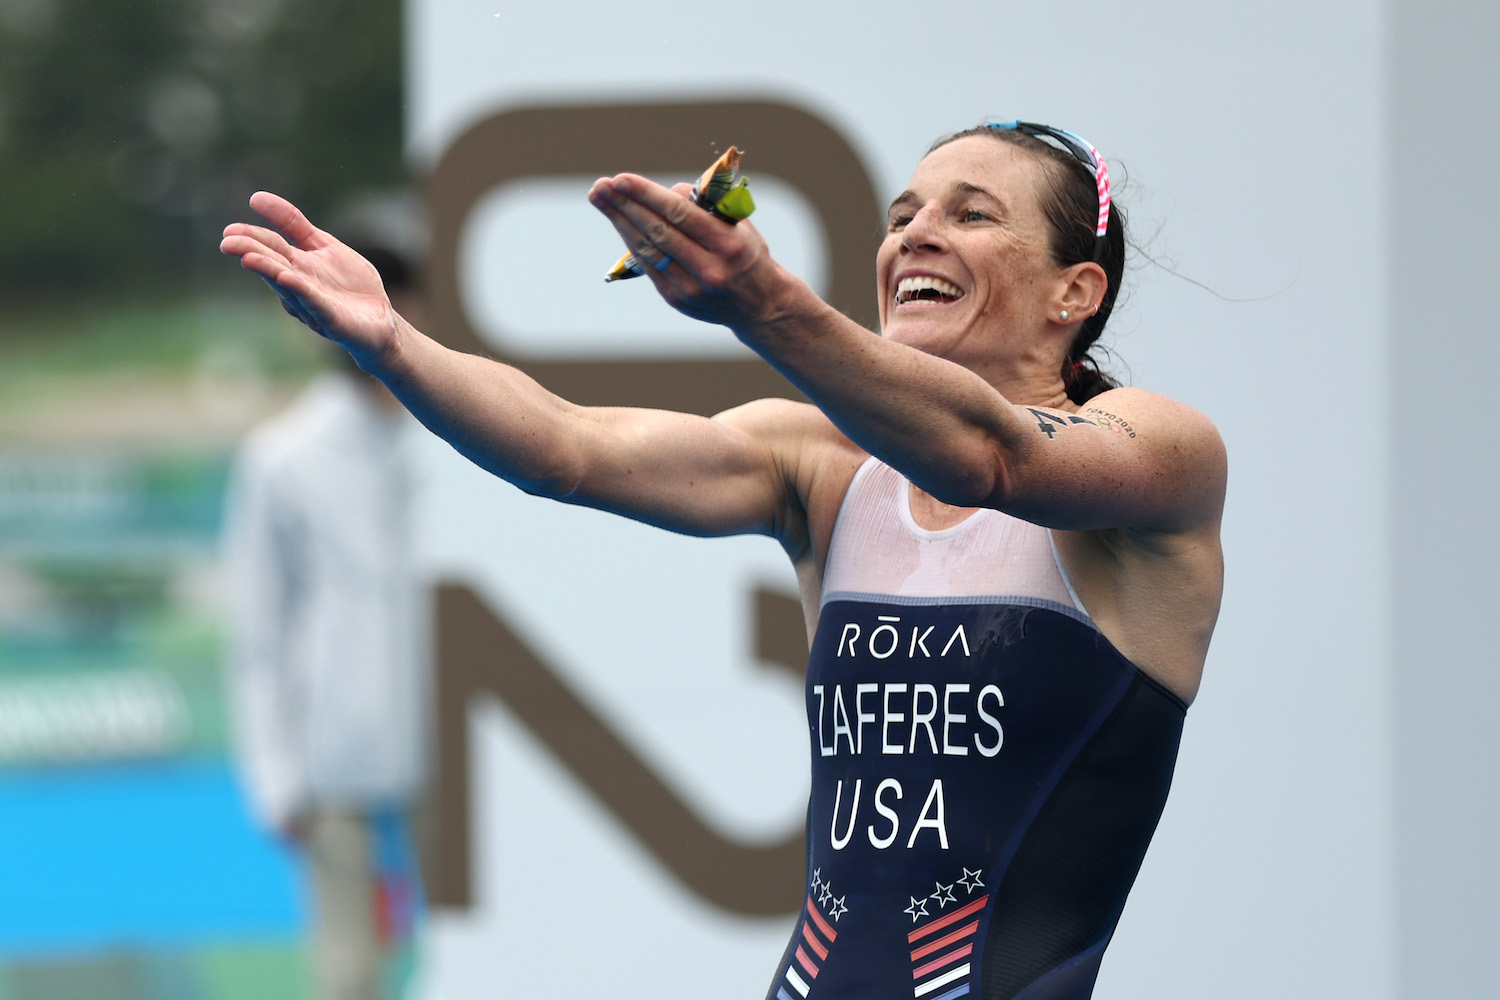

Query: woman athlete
222,121,1225,1000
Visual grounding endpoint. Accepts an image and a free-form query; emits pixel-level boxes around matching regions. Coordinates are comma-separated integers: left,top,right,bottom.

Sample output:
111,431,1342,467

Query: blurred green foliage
0,0,404,300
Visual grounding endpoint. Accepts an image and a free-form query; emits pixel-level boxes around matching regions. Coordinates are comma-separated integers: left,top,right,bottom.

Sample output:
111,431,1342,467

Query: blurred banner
0,447,306,996
0,1,404,995
0,290,358,1000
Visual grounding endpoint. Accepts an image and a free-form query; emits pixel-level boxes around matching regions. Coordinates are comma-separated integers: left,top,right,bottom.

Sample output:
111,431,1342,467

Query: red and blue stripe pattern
778,889,841,1000
906,891,989,999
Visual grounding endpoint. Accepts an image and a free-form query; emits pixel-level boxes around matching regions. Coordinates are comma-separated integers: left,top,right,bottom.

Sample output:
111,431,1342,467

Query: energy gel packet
605,146,757,282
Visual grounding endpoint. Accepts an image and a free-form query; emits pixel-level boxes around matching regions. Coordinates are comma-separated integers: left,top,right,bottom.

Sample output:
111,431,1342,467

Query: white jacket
223,374,428,829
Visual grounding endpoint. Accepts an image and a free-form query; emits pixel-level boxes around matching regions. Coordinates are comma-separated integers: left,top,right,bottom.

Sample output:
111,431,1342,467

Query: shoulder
1080,386,1226,529
1083,387,1225,473
1080,386,1220,437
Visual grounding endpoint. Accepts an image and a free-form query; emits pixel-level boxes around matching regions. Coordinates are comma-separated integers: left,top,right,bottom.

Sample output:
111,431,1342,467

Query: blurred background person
0,4,413,994
222,201,430,1000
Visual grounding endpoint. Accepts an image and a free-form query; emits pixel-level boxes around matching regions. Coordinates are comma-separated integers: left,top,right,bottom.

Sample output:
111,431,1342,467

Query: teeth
895,276,963,304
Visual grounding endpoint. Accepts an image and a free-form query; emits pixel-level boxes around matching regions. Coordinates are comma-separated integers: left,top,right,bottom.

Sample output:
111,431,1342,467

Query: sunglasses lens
1017,123,1096,171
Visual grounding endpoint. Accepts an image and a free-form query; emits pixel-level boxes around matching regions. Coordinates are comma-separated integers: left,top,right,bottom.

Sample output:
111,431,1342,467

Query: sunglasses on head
986,120,1111,263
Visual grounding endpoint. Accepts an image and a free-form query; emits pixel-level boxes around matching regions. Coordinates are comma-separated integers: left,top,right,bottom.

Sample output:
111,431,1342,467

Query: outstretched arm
587,175,1225,534
220,192,807,543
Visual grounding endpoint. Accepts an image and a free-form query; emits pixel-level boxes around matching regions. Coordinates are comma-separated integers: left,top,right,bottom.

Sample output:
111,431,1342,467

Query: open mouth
895,276,964,305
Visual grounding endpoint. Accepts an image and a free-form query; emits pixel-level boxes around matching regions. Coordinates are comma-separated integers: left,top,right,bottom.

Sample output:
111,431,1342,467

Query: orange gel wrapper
692,146,742,207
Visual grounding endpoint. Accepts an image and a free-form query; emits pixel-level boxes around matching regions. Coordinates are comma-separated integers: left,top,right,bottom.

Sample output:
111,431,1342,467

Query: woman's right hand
587,173,809,337
220,191,400,370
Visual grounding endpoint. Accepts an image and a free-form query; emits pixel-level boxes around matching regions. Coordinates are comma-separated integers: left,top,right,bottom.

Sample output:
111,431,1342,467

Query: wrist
354,311,418,382
731,266,836,350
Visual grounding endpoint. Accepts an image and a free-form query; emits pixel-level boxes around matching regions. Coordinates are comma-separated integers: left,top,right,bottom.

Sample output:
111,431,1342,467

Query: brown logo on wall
425,99,882,412
423,100,883,916
430,582,811,915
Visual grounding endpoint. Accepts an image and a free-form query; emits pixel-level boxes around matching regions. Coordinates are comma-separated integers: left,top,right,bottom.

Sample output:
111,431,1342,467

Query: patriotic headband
987,121,1111,263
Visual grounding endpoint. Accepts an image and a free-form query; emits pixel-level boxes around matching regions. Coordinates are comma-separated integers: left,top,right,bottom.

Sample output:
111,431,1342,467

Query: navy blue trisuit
767,458,1187,1000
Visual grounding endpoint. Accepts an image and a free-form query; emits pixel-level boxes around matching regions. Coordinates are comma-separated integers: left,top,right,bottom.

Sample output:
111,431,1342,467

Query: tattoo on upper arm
1025,407,1099,439
1082,407,1138,439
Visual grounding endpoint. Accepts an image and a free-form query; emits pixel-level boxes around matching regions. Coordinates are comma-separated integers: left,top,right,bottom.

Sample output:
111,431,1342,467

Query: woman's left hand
587,173,803,333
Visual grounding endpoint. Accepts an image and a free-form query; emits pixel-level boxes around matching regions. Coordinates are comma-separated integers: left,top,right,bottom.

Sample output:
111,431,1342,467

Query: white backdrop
405,3,1393,998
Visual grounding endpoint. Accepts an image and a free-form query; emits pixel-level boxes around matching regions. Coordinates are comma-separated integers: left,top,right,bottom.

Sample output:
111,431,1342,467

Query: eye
960,208,989,223
888,213,914,231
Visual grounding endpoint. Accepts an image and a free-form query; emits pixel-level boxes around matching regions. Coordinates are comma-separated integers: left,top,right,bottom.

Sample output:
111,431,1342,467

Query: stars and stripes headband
986,120,1111,263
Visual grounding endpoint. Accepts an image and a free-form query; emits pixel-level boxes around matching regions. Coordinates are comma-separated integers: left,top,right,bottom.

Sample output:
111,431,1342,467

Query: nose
900,202,947,254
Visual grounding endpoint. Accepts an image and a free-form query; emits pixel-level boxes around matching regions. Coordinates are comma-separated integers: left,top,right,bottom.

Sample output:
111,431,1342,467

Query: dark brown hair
931,126,1127,403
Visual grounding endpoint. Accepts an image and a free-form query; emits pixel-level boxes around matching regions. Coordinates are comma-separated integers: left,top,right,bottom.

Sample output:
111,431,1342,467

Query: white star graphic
818,882,834,906
930,880,956,908
957,867,985,893
904,895,930,922
830,895,848,921
810,868,822,891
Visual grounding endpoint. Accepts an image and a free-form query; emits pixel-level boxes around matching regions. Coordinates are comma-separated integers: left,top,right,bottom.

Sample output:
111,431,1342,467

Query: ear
1052,261,1108,321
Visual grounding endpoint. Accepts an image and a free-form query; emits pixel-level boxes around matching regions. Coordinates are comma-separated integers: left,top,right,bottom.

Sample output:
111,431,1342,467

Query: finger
220,234,292,272
589,196,694,296
266,264,318,302
231,248,288,285
588,186,656,252
236,249,314,305
605,173,726,246
247,190,325,250
263,276,309,322
590,178,704,270
637,248,688,296
593,196,684,280
259,272,329,336
224,222,299,262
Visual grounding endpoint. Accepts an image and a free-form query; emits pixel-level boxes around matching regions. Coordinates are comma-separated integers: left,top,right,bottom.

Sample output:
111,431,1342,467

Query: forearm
730,281,1027,505
357,315,788,536
363,315,588,497
223,189,786,526
586,174,1033,504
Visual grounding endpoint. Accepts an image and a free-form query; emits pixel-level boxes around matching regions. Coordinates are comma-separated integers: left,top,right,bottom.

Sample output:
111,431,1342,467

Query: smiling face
876,135,1072,384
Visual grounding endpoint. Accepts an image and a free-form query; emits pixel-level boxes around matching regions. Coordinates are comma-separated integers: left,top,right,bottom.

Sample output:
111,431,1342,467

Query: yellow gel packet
712,178,755,222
